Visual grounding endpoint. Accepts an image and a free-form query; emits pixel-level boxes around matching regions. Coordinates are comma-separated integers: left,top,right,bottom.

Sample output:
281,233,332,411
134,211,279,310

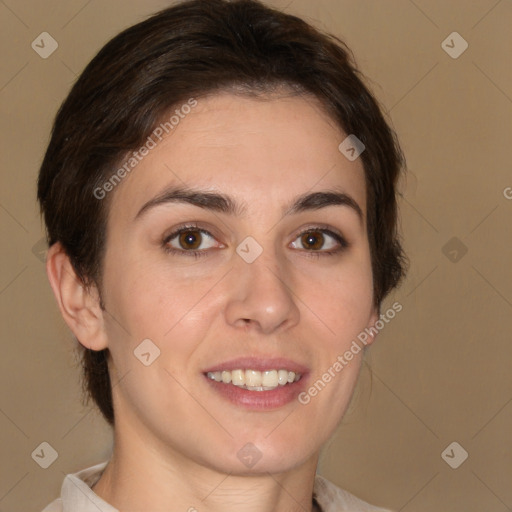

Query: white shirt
41,461,393,512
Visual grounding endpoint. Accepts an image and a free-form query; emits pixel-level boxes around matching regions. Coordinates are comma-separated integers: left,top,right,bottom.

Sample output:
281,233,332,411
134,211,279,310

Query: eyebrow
133,185,364,225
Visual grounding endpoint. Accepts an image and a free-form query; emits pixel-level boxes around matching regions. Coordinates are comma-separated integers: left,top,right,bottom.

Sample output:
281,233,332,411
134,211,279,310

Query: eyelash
161,222,349,259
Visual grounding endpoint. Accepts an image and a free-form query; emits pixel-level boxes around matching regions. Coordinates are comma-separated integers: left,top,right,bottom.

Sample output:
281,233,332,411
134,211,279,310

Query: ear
46,242,108,351
362,306,380,347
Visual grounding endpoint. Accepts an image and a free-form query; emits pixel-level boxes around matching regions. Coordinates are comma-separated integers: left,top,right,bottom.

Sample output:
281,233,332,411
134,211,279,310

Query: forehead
107,91,367,223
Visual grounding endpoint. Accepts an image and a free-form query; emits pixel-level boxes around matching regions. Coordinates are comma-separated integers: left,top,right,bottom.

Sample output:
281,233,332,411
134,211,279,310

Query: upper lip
203,356,309,375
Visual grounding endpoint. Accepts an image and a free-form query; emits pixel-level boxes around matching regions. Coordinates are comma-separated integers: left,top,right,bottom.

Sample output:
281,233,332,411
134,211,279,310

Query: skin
47,91,379,512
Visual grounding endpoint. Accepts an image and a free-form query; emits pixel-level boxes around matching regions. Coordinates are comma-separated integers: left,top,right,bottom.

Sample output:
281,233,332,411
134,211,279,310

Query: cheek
330,274,373,339
297,266,372,424
296,256,374,346
102,259,219,366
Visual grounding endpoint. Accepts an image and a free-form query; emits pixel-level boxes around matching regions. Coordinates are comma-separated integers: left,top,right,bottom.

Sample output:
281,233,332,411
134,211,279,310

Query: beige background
1,0,511,511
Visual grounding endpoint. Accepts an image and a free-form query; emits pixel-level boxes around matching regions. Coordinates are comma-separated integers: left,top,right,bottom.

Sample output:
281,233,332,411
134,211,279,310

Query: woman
38,0,407,510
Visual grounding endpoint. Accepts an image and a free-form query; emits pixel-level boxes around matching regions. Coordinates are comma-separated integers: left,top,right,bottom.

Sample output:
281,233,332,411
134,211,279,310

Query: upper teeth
207,369,300,390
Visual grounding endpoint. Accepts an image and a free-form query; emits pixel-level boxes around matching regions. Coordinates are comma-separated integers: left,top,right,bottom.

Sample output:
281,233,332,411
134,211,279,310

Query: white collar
46,461,391,512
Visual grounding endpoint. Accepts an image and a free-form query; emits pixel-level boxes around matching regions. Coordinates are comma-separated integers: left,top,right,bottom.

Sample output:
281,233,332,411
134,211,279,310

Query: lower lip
204,375,307,410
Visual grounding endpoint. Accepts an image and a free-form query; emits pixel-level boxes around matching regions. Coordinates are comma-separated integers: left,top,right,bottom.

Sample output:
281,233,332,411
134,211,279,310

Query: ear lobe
46,242,108,351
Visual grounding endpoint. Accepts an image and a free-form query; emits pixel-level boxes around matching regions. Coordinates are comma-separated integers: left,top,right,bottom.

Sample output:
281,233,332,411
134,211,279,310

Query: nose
224,248,300,335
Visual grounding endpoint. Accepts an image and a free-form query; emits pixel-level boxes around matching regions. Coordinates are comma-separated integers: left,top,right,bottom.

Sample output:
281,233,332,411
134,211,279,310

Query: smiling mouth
206,369,301,391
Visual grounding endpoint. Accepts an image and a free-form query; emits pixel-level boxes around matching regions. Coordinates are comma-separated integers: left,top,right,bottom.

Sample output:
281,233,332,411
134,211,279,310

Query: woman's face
100,91,378,474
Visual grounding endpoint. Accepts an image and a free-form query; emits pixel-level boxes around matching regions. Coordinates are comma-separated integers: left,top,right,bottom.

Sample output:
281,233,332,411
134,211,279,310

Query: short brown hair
37,0,408,426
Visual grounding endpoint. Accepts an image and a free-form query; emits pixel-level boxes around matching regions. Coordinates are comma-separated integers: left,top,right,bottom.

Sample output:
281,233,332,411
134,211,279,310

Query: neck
92,426,320,512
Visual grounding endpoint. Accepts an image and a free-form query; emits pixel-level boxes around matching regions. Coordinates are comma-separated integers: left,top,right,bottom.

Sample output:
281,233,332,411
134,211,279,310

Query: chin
207,431,321,476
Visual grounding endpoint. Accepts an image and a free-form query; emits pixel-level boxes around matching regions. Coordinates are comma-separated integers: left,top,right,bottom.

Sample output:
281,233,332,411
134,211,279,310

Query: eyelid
292,223,347,243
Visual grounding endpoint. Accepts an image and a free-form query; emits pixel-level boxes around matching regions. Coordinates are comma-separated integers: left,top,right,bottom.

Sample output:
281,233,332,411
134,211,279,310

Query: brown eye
301,231,325,250
164,227,219,254
291,229,343,252
178,230,203,250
